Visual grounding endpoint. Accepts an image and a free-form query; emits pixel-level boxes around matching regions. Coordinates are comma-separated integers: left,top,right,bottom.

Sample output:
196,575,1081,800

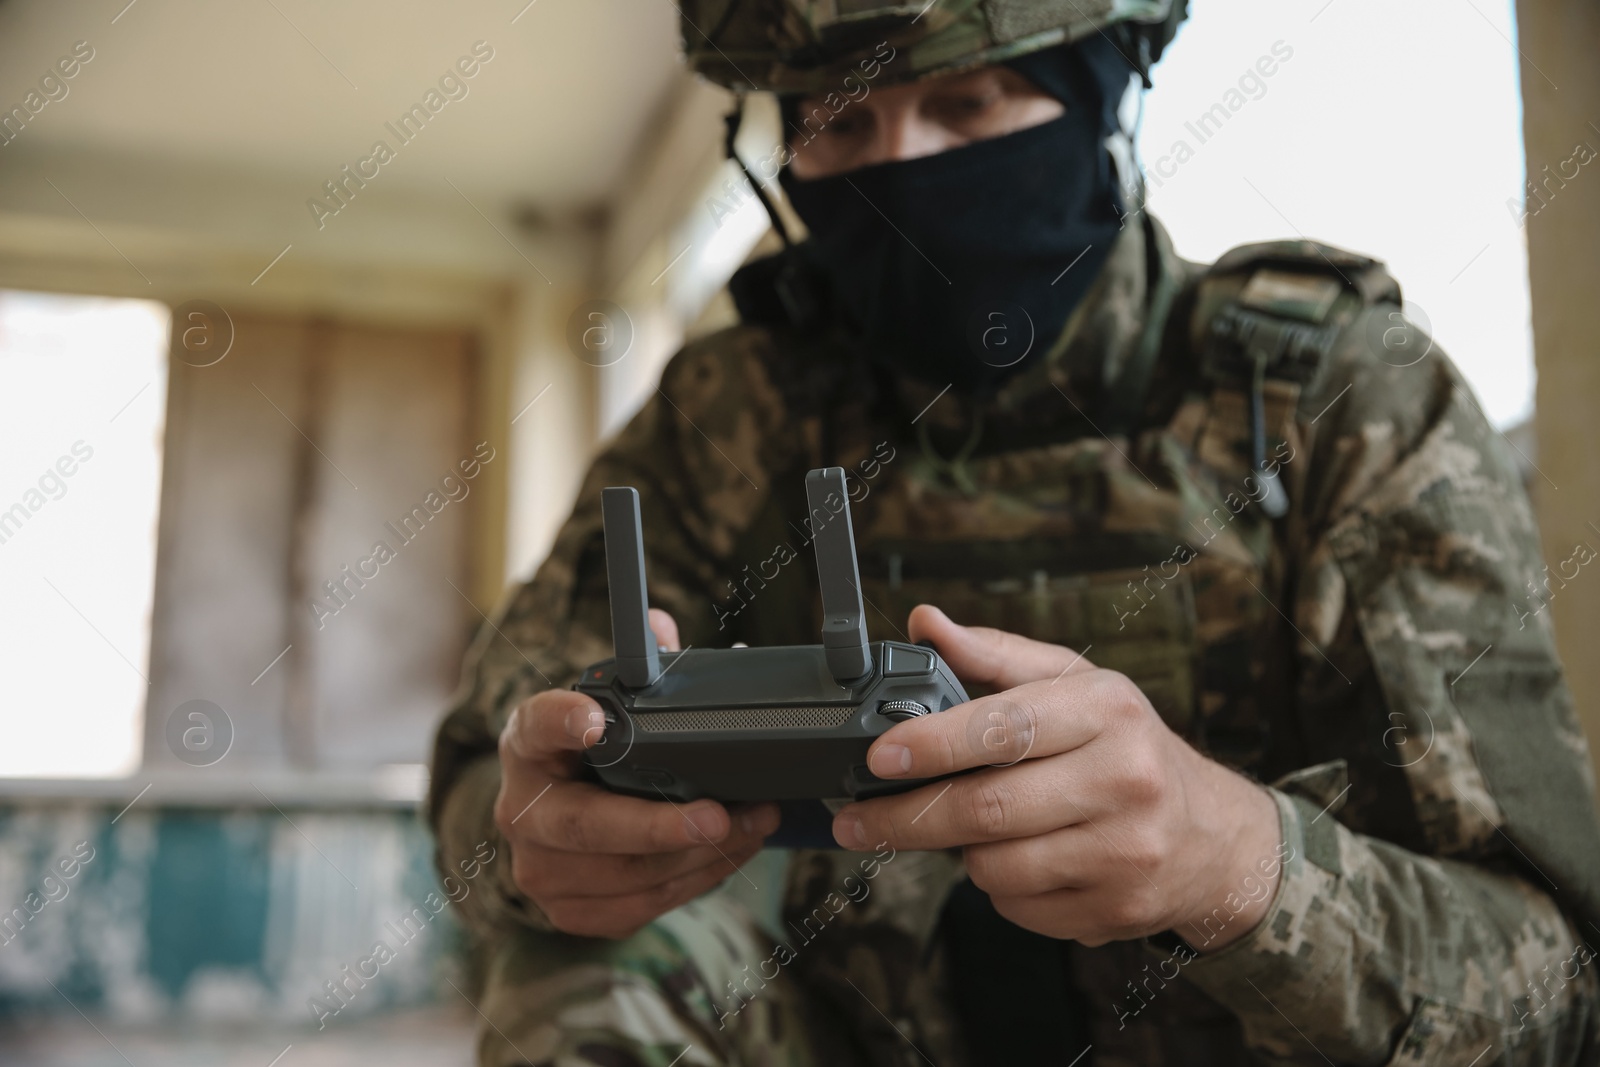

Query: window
1141,0,1533,428
0,295,487,783
0,289,170,777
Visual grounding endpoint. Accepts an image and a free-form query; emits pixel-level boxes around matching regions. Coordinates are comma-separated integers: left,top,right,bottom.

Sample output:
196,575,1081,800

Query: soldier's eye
929,91,1000,122
822,111,870,137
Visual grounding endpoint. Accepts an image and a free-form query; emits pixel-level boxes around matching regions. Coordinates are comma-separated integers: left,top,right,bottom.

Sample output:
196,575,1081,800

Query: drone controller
575,467,969,847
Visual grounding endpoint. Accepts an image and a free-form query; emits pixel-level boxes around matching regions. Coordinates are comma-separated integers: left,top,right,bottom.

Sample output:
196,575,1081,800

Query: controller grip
765,799,844,849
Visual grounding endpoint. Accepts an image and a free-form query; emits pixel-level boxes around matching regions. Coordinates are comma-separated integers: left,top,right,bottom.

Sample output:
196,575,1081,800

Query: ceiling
0,0,687,212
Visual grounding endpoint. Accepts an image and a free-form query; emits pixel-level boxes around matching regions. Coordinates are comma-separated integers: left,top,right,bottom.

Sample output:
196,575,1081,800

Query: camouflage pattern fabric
677,0,1183,94
472,890,866,1066
428,213,1600,1065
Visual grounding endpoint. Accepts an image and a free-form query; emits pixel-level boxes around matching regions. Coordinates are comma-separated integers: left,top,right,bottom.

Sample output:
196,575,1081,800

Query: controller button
883,645,934,676
878,699,930,721
635,767,675,786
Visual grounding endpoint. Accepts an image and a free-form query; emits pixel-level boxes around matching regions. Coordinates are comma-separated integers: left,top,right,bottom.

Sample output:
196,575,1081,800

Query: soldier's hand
831,604,1283,951
493,608,780,939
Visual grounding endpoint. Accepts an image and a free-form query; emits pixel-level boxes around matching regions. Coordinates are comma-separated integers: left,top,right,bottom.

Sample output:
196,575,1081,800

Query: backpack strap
1188,240,1402,518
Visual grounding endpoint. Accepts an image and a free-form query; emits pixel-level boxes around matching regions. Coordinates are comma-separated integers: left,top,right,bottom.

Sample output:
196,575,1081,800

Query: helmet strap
723,102,796,249
720,99,828,334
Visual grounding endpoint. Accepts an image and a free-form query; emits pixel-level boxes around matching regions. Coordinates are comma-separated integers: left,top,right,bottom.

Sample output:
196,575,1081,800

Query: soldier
429,2,1600,1064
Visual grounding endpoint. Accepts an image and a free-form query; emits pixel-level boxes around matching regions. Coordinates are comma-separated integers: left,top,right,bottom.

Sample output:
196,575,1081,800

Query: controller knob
878,699,930,722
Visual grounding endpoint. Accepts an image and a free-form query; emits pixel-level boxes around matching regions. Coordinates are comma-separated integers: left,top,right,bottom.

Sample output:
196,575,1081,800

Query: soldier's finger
508,776,735,854
833,757,1105,851
518,803,779,896
499,689,608,765
864,669,1121,782
907,604,1095,691
989,883,1161,947
647,608,681,652
530,828,769,899
962,822,1122,898
540,842,765,940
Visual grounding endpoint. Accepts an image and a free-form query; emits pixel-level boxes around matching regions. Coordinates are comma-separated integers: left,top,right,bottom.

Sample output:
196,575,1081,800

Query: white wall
1140,0,1534,428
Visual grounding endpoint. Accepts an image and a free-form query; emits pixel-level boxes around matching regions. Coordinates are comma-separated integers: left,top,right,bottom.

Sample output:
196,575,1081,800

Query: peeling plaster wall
0,804,464,1028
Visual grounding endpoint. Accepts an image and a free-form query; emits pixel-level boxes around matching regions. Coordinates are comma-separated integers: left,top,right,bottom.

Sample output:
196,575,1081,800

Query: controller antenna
600,487,662,688
805,468,872,684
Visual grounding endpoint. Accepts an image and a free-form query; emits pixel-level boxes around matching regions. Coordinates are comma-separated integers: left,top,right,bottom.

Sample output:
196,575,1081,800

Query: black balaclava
778,37,1136,396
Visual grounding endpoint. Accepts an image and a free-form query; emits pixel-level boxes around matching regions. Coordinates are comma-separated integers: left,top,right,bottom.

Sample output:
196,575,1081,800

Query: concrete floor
0,1003,478,1066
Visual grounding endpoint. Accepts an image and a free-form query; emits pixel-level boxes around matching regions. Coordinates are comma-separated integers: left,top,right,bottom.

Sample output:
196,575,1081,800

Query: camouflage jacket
430,215,1600,1065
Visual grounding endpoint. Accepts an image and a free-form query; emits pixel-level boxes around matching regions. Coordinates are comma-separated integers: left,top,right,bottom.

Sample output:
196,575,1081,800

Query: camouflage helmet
679,0,1188,95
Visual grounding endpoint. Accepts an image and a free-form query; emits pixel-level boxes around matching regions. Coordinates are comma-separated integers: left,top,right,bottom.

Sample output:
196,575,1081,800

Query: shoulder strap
1188,240,1402,518
1194,239,1401,387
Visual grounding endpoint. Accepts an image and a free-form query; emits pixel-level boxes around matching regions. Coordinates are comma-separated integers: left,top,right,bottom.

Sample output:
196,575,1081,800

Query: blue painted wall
0,802,462,1030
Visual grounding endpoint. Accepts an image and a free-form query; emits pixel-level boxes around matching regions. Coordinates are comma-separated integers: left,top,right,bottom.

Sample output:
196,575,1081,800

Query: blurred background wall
0,0,1594,1063
1515,0,1600,785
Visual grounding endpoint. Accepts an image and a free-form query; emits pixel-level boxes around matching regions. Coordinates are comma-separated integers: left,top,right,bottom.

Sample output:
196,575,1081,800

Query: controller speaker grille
634,705,855,732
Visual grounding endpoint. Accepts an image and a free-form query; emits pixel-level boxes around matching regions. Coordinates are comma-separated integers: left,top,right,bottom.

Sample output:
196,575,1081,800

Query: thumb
648,608,681,652
907,604,1095,691
499,689,608,774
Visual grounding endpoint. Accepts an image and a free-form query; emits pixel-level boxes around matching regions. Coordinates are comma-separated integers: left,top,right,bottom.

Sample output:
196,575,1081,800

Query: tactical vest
726,238,1403,1065
729,238,1399,778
